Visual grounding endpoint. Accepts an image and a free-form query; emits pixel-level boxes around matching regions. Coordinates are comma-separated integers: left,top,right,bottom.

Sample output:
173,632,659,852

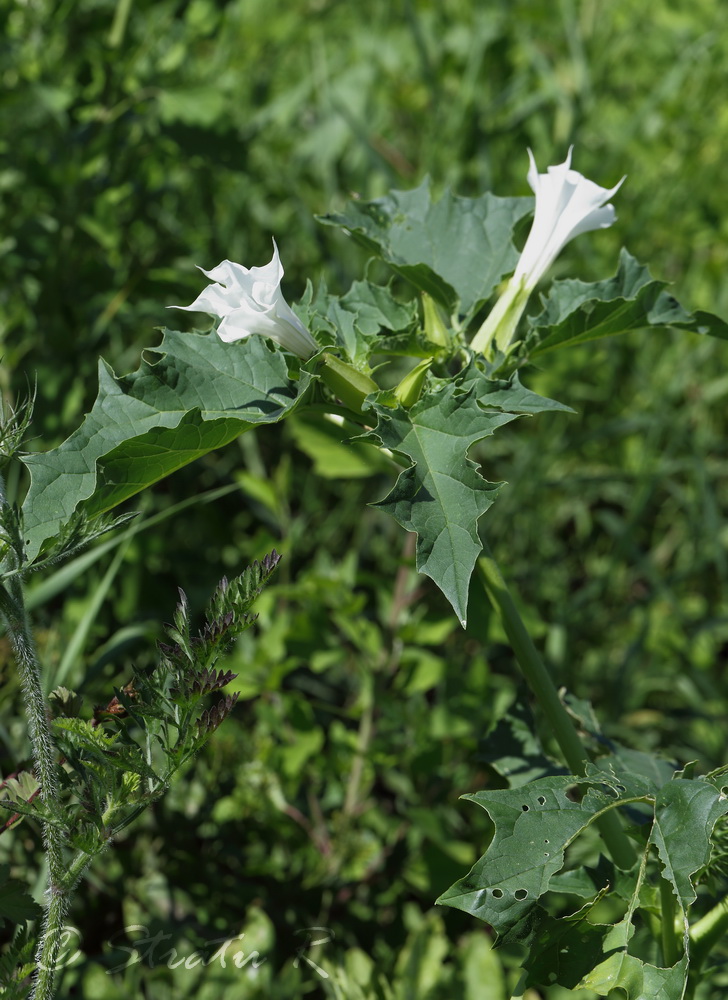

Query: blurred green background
1,0,728,996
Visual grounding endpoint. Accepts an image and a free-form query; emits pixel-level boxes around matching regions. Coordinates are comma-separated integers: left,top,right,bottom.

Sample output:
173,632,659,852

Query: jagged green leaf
0,866,42,928
547,854,637,902
524,250,728,359
318,180,533,316
525,881,689,1000
299,278,421,364
0,920,35,998
21,331,312,559
52,717,119,749
364,364,570,625
573,844,688,1000
367,395,509,628
436,775,616,934
440,760,727,998
595,749,677,795
520,894,616,989
649,778,728,910
646,291,728,341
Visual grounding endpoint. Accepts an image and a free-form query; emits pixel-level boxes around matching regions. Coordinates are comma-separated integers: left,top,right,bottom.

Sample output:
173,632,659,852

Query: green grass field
2,1,728,997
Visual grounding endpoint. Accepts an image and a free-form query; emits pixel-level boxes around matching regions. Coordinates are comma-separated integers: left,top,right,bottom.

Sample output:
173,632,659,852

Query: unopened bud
318,353,378,416
394,358,433,408
422,293,449,347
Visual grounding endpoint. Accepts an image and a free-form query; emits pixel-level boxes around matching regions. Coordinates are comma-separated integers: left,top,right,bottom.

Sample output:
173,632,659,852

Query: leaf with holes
440,761,728,998
436,775,617,935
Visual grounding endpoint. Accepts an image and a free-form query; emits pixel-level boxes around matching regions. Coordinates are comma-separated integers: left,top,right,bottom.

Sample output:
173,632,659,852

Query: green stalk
476,543,636,870
659,877,680,965
0,585,64,882
688,896,728,972
0,464,81,1000
108,0,133,47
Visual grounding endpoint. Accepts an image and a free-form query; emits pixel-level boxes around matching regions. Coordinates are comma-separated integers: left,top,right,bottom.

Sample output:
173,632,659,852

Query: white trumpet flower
471,149,624,356
171,239,318,360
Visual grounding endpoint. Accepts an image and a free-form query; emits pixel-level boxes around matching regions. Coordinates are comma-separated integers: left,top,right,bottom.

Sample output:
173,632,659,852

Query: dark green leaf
477,695,565,787
365,364,570,625
524,250,728,359
319,180,533,316
298,278,420,365
0,866,41,928
436,776,615,935
649,778,728,909
366,393,510,628
21,332,312,559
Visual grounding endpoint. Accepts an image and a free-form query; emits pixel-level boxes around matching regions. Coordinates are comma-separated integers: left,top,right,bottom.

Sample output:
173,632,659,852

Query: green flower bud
422,293,450,347
394,357,433,408
318,353,378,416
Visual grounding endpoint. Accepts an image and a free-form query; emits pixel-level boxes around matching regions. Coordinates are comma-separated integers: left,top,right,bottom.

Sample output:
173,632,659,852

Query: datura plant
4,149,728,1000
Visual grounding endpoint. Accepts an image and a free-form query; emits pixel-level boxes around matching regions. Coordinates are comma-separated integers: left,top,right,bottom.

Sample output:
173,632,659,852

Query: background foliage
1,0,727,996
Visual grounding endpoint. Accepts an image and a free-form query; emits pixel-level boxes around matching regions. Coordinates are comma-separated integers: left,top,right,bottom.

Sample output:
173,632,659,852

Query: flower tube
471,149,624,356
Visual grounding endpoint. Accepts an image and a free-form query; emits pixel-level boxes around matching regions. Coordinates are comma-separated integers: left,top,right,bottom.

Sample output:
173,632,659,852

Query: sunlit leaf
21,332,312,559
365,364,571,625
319,180,533,317
524,249,728,359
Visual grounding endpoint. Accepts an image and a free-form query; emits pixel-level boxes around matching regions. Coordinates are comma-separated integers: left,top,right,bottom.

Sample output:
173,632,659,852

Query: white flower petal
471,148,624,357
175,282,237,318
515,148,624,290
169,239,318,359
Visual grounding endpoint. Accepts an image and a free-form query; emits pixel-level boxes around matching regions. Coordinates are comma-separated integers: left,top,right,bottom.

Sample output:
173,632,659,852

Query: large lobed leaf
523,250,728,358
21,331,312,560
364,363,572,626
319,180,533,318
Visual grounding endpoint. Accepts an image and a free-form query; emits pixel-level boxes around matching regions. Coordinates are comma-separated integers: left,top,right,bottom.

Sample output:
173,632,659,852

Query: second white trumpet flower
471,148,624,356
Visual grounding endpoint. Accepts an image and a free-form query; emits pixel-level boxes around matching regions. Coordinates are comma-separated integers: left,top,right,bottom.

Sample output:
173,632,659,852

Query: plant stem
0,572,96,999
343,685,374,817
688,896,728,972
659,876,680,965
476,543,636,870
0,585,64,883
107,0,133,47
0,518,73,1000
32,853,91,999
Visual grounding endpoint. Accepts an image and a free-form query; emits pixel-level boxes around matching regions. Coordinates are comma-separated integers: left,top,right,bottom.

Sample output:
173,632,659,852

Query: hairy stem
0,554,73,999
32,853,91,999
476,543,636,870
0,585,64,884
